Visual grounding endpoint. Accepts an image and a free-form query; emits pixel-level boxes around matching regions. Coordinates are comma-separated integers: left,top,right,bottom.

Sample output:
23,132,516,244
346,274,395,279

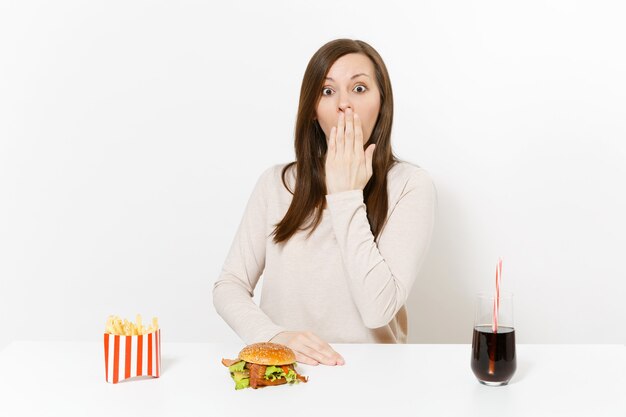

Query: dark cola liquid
471,326,516,385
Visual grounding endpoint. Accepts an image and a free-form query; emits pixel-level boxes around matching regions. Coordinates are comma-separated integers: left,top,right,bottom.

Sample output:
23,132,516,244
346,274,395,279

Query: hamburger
221,342,309,390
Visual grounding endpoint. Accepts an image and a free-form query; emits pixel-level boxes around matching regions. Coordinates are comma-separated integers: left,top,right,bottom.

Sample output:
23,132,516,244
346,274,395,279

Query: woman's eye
322,85,366,95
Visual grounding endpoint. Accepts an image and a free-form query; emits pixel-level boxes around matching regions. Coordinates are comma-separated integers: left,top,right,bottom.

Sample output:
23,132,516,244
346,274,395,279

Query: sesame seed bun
238,342,296,365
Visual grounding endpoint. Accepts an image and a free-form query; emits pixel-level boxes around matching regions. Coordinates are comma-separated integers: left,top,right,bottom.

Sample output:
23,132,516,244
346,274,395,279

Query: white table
1,341,624,417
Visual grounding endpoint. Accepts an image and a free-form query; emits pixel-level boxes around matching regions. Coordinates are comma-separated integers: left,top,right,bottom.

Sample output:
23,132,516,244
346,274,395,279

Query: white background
1,0,625,351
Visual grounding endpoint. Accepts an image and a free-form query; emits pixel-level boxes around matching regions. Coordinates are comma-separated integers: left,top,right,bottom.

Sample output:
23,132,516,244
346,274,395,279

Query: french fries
105,314,159,336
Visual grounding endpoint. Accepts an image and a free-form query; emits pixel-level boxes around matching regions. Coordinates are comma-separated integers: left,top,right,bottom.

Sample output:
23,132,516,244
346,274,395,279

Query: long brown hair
271,38,400,244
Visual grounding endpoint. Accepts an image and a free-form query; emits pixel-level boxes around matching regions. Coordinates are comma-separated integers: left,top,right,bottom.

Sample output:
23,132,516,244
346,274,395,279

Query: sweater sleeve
212,166,287,344
325,169,437,329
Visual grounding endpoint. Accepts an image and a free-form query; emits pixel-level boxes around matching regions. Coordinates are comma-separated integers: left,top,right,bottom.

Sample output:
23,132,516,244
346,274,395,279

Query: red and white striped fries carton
104,329,161,383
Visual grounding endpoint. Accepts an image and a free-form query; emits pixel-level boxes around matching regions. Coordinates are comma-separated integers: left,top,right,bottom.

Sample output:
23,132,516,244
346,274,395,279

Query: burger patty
247,363,293,389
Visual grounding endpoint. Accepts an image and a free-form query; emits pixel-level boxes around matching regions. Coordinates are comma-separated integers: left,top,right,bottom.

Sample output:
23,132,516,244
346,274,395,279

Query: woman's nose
337,91,352,113
338,103,352,113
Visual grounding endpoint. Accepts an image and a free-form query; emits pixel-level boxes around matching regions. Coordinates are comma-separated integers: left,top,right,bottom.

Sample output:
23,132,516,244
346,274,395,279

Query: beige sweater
213,161,436,344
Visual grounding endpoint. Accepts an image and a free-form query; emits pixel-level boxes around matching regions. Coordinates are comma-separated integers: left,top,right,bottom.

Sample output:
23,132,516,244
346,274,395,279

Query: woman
213,38,436,367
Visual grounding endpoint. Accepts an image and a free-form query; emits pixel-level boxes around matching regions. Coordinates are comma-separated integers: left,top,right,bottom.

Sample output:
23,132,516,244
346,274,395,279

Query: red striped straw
492,258,503,333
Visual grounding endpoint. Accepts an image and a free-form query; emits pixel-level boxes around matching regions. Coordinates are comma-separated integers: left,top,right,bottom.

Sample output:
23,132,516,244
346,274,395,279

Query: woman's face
315,53,381,145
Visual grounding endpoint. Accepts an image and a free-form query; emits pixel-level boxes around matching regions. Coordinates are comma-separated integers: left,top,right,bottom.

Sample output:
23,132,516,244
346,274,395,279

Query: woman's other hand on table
269,331,345,366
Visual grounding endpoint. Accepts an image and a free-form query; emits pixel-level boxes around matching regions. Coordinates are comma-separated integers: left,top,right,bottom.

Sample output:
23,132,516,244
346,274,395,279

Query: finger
299,343,338,366
336,112,345,158
365,143,376,180
307,332,345,364
344,108,354,155
308,333,343,359
295,351,320,366
327,126,336,160
354,112,364,154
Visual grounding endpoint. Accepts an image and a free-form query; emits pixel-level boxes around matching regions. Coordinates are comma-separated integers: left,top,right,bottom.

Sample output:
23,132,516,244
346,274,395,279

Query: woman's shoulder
256,162,291,180
385,160,437,210
387,160,435,190
256,162,296,194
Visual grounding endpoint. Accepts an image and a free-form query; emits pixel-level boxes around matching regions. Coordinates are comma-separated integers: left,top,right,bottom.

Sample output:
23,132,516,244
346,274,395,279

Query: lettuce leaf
229,361,250,390
264,366,284,379
264,365,299,384
285,369,297,383
228,361,246,373
235,377,249,390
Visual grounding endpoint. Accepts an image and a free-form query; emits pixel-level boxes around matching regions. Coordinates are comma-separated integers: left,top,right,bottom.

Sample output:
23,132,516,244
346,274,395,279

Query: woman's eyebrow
324,73,370,81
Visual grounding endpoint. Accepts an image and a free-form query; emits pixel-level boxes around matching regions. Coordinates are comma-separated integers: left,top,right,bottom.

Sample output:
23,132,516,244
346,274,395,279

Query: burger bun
238,342,296,365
